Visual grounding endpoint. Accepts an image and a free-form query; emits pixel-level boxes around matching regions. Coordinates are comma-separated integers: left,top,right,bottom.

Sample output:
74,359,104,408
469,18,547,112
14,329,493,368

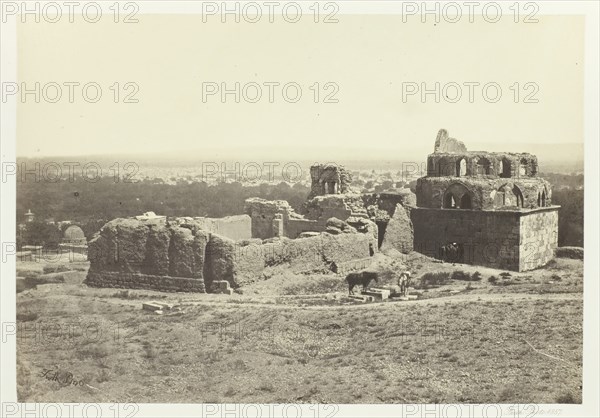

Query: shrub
551,274,562,281
471,271,482,281
416,272,450,288
500,272,512,277
451,270,471,281
488,276,498,285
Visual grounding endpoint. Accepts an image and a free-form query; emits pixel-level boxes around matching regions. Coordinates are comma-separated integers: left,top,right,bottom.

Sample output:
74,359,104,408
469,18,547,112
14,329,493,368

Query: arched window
514,186,524,208
476,158,491,175
443,183,472,209
519,158,528,177
456,158,467,176
496,184,524,208
500,158,511,178
541,191,546,207
443,193,457,209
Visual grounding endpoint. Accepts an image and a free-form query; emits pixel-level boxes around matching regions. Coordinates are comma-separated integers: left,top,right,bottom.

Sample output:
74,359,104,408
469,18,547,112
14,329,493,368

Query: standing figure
398,271,412,296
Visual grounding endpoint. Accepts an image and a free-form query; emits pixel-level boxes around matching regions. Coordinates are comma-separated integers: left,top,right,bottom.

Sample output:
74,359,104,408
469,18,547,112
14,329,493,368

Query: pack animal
346,271,378,295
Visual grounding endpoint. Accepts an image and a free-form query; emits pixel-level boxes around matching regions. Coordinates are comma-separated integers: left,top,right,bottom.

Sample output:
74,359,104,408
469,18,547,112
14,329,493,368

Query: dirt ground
16,254,583,404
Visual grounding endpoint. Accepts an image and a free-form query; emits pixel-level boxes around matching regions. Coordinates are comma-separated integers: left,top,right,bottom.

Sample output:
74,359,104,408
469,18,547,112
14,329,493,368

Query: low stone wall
86,271,205,292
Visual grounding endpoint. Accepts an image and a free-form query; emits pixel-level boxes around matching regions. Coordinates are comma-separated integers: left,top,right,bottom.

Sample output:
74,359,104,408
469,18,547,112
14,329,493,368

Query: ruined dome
64,225,86,242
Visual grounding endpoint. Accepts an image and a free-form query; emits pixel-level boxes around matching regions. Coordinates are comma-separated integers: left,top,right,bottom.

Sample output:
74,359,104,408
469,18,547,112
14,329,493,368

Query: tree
22,222,62,249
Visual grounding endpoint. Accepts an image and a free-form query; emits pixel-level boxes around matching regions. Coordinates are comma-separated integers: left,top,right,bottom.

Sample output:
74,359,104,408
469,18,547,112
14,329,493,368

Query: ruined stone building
411,129,559,271
85,163,415,293
85,129,559,293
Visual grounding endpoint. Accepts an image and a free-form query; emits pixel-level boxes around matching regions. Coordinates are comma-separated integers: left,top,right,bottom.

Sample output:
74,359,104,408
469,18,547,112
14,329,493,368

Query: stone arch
442,182,473,209
500,158,511,178
519,158,529,177
536,185,549,207
496,183,524,208
443,193,458,209
456,158,467,177
541,186,547,207
514,185,524,208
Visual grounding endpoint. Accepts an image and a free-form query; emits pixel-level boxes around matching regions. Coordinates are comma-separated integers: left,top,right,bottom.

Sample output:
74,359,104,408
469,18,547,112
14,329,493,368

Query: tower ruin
411,129,559,271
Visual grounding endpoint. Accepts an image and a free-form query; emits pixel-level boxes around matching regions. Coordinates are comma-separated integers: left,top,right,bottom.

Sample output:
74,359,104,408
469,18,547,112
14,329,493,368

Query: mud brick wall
203,234,265,290
519,208,559,271
244,198,292,239
87,217,375,292
205,232,373,288
86,271,206,292
86,218,209,292
285,218,324,239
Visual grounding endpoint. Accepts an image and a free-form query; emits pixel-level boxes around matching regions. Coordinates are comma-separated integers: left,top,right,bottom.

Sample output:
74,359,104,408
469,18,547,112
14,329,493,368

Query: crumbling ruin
86,163,416,293
85,129,558,293
412,129,559,271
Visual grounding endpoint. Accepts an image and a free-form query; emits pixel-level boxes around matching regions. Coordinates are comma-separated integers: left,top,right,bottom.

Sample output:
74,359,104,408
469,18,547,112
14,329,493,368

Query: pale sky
17,14,584,159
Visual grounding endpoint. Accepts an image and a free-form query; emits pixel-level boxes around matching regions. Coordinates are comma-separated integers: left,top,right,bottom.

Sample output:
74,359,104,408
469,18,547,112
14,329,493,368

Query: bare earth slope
16,256,582,404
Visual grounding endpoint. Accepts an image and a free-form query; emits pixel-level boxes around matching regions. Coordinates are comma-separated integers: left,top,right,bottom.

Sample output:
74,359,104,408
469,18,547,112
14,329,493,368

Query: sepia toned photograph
1,1,598,417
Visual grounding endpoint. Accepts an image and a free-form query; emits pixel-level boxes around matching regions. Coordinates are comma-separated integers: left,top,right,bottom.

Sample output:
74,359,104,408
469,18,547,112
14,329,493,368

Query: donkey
346,271,378,295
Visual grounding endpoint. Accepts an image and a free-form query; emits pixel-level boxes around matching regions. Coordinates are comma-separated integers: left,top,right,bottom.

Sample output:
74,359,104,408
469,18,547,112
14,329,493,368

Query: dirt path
86,289,581,312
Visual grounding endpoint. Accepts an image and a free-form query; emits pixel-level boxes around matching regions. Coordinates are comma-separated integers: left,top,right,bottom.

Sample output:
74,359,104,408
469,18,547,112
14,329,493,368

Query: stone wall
86,216,375,292
86,218,209,292
244,198,294,239
519,208,559,271
86,271,206,292
204,231,373,288
411,206,559,271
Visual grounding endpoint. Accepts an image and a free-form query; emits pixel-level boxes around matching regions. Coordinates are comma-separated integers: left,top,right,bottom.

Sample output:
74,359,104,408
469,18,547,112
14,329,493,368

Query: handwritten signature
41,368,85,386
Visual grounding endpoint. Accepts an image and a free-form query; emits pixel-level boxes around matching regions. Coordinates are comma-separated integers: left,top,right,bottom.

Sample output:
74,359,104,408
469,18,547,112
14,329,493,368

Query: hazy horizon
16,15,584,159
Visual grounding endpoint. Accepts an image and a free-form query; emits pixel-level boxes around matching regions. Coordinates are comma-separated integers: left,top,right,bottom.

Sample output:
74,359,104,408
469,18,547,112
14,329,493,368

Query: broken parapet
434,129,467,153
308,164,353,199
244,198,296,239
